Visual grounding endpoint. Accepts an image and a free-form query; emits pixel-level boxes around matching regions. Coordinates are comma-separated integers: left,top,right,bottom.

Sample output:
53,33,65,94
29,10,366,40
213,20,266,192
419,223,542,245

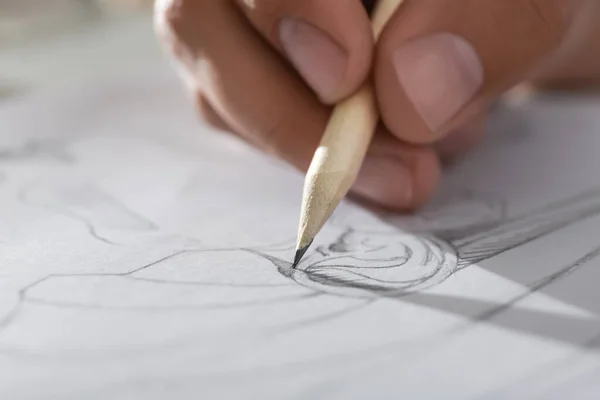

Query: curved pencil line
0,300,22,333
0,251,190,335
16,188,118,245
265,299,375,336
310,241,415,266
0,275,56,334
308,257,411,271
300,235,455,292
16,183,161,245
128,276,295,288
308,266,444,287
23,291,318,312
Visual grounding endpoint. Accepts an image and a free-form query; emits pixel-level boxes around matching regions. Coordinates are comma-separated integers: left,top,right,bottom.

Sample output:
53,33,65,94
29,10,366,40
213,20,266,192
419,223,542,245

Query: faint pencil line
476,243,600,322
124,250,189,275
0,275,56,333
128,276,296,288
24,291,317,312
16,183,160,246
16,188,118,245
456,206,600,271
265,298,374,336
455,192,600,251
0,250,193,334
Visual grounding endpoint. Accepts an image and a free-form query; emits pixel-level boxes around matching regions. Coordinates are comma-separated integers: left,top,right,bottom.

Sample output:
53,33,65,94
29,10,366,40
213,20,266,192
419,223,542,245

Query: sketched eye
315,230,385,257
292,232,458,298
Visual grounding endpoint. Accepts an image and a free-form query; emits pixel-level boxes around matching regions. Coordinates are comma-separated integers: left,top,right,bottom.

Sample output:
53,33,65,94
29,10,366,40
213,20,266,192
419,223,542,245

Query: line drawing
17,181,158,245
4,81,600,400
6,184,600,310
264,187,600,299
3,185,600,367
3,133,600,397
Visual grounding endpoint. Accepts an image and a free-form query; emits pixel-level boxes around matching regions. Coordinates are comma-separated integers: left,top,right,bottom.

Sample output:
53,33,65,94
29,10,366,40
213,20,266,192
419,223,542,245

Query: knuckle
237,0,290,26
156,0,203,24
155,0,187,32
155,0,213,42
194,94,229,132
195,96,214,122
154,0,213,70
154,0,188,48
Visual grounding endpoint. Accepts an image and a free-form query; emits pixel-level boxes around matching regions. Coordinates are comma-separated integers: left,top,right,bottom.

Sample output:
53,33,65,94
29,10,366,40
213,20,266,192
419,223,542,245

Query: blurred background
0,0,158,100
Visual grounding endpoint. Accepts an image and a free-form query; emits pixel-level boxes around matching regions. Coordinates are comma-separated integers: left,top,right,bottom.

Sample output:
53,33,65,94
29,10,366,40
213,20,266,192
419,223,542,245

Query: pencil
293,0,405,267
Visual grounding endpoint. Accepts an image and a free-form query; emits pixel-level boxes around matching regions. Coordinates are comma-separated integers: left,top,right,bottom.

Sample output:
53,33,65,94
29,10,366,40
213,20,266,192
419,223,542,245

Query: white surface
0,12,163,93
1,72,600,399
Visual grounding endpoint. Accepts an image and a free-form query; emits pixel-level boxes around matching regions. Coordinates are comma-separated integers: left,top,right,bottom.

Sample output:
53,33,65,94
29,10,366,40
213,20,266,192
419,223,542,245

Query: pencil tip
292,241,312,268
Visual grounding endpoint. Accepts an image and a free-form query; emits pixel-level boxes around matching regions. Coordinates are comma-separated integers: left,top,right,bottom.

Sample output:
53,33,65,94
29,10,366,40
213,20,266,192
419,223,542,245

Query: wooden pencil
293,0,405,266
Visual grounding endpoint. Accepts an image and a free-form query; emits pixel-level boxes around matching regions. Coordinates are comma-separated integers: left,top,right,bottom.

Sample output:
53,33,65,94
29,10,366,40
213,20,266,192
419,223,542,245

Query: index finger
156,0,440,210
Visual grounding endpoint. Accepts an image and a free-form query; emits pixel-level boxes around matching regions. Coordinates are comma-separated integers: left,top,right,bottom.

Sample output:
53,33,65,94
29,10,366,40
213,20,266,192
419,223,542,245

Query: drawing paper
1,72,600,399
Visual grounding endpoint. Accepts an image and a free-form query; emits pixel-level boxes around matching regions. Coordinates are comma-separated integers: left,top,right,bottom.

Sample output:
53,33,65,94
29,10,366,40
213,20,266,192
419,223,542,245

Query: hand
155,0,600,211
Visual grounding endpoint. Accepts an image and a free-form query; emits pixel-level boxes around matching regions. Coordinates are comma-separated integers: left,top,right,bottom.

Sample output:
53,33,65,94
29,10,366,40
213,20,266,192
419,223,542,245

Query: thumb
374,0,594,144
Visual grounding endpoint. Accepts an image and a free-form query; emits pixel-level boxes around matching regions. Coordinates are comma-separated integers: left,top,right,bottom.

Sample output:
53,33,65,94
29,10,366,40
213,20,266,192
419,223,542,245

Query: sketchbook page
1,72,600,400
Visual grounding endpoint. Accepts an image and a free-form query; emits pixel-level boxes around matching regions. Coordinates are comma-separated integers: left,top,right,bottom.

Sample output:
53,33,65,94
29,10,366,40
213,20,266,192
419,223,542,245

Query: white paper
1,72,600,399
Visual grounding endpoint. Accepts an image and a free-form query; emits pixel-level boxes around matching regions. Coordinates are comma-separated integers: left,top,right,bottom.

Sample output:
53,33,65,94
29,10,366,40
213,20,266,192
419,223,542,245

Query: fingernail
354,156,413,209
279,18,348,102
393,33,483,132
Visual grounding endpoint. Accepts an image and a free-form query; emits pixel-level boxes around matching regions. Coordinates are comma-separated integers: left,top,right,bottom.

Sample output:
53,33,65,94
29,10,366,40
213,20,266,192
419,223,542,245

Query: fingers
356,133,440,210
157,0,331,168
435,114,486,164
375,0,590,145
156,0,440,211
361,0,378,15
234,0,373,103
195,93,231,132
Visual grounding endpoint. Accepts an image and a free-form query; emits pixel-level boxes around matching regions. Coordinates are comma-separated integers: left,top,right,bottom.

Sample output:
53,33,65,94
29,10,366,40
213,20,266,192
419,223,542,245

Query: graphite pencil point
292,241,312,268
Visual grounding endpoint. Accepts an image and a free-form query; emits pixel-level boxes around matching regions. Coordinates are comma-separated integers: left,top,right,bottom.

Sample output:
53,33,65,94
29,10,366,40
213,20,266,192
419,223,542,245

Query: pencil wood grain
295,0,405,259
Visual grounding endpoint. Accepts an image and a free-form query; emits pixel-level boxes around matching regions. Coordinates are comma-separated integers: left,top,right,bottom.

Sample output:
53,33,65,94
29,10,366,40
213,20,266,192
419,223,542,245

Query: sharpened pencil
292,0,405,267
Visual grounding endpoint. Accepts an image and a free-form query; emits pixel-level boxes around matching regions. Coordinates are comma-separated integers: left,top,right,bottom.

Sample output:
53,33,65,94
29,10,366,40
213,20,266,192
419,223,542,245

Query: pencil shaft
295,0,404,254
297,83,377,249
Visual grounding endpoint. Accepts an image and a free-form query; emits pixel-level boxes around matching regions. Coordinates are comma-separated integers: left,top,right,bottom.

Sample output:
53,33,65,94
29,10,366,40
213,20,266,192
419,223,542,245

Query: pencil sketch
18,179,158,245
8,171,600,302
3,182,599,342
272,186,600,298
7,182,586,305
4,75,600,400
0,124,596,368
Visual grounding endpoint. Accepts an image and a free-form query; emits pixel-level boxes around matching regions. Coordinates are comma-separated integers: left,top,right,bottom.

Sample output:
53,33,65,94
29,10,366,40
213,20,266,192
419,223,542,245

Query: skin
155,0,600,211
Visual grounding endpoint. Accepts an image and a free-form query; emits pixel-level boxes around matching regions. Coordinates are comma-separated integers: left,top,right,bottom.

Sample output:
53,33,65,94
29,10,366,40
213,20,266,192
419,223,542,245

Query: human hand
155,0,600,211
